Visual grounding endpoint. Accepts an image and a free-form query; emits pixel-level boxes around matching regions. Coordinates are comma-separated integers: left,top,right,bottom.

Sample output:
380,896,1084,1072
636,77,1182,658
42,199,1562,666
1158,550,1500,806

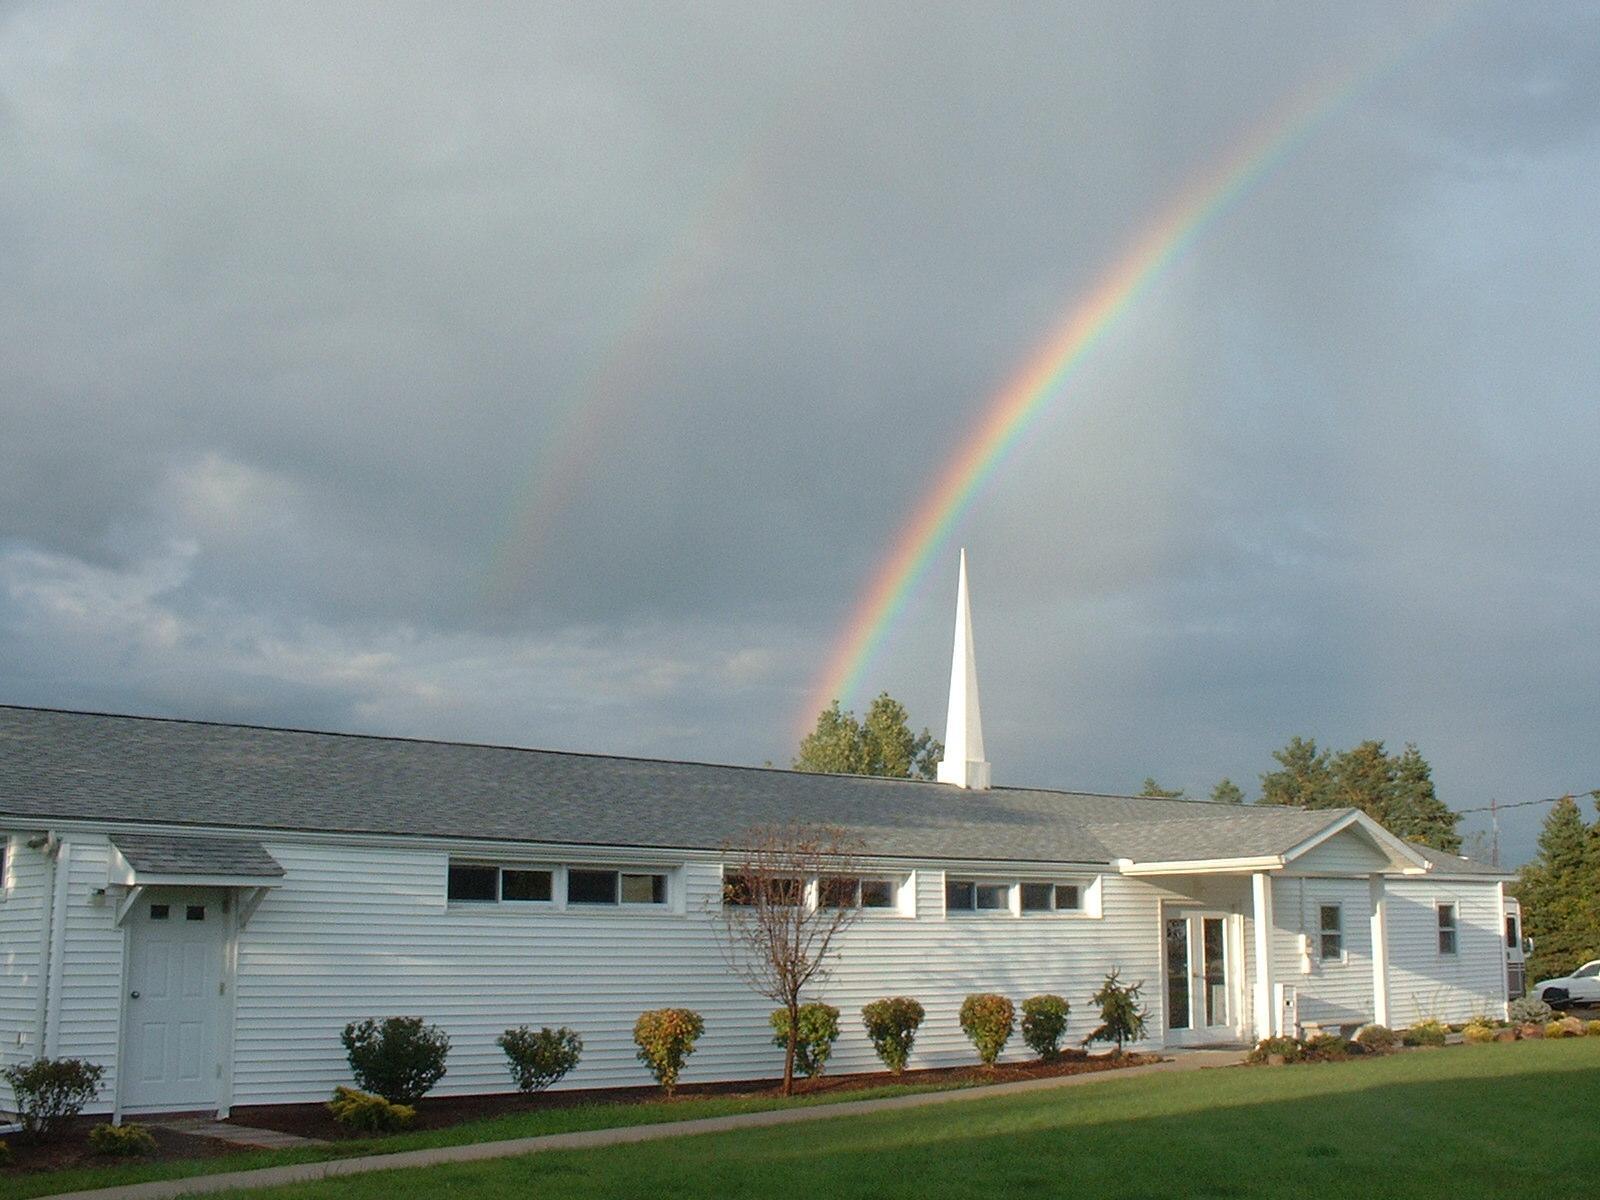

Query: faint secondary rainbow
800,23,1463,732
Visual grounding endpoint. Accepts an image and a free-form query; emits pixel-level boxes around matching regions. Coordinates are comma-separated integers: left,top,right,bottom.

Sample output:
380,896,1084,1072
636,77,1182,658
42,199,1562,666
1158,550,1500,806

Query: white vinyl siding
1271,876,1374,1028
1291,831,1394,874
1383,880,1505,1026
0,835,50,1108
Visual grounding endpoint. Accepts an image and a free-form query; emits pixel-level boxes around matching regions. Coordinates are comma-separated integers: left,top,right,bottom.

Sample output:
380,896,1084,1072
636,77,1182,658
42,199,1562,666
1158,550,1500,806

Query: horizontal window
819,876,898,910
567,869,669,906
447,861,668,908
946,880,1010,912
724,874,805,907
1021,882,1082,914
502,869,553,903
447,864,500,903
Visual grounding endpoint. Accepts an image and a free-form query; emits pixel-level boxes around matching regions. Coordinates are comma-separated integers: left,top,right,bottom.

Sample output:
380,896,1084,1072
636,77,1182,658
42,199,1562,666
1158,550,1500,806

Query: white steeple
936,548,991,790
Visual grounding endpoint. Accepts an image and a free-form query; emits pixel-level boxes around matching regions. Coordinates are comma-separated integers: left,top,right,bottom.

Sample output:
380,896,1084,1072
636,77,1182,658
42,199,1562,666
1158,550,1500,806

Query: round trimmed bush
770,1003,841,1078
1020,994,1071,1061
1462,1023,1496,1044
1508,996,1554,1025
340,1017,450,1104
1401,1020,1448,1047
1354,1024,1397,1052
861,997,925,1074
1246,1036,1304,1065
634,1008,704,1096
959,994,1015,1067
498,1026,582,1095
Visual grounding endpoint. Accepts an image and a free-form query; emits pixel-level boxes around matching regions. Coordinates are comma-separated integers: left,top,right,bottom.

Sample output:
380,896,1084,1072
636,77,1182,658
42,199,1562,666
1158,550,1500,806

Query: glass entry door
1164,910,1233,1045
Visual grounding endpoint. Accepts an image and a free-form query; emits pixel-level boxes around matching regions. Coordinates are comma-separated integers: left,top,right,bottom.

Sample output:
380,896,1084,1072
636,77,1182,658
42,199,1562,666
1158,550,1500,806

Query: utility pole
1490,797,1500,870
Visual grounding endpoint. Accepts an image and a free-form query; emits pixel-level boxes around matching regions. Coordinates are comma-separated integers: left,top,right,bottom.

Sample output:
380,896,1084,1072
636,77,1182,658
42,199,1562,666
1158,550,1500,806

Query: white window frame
1318,903,1344,962
1436,901,1458,956
566,866,673,910
944,878,1014,916
446,859,676,913
1018,879,1091,917
817,875,901,914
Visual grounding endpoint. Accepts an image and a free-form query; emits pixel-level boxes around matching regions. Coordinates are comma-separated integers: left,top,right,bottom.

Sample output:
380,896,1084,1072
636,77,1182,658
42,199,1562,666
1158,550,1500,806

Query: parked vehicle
1504,897,1528,1000
1533,960,1600,1008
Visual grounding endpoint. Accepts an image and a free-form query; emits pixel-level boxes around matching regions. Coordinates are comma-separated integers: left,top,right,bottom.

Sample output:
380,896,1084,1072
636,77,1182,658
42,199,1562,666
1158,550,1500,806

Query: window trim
1436,901,1458,956
945,878,1014,916
817,875,900,912
447,860,674,913
1318,903,1344,962
947,874,1097,918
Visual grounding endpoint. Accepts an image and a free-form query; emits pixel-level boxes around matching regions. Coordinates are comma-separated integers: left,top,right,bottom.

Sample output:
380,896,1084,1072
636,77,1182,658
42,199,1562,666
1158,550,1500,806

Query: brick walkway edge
46,1049,1246,1200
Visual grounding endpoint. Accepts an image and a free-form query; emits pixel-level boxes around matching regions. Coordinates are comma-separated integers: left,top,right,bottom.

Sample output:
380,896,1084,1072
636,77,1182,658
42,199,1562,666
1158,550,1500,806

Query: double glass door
1165,910,1233,1045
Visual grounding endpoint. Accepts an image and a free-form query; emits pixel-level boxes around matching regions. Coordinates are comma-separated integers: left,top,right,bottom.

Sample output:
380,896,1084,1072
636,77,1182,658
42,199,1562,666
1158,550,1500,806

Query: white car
1535,960,1600,1007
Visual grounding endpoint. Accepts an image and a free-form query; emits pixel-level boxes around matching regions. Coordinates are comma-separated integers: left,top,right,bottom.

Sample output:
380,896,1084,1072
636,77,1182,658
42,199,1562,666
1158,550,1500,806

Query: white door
1164,910,1235,1046
123,890,227,1111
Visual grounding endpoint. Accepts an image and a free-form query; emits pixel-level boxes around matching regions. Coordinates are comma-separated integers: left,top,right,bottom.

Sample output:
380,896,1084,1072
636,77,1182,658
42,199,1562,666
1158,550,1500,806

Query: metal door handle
129,991,140,999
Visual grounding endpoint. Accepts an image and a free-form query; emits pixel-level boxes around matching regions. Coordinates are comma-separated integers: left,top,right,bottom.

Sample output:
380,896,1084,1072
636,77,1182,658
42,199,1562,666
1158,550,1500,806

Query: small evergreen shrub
341,1017,450,1104
1020,994,1071,1061
497,1026,583,1095
1246,1036,1304,1065
1587,1020,1600,1037
326,1086,416,1132
1354,1024,1397,1052
1402,1020,1448,1047
0,1057,106,1139
769,1003,841,1078
1462,1023,1497,1044
634,1008,704,1096
959,994,1016,1067
1508,996,1554,1024
88,1123,158,1157
1303,1033,1351,1060
861,997,926,1074
1082,970,1146,1056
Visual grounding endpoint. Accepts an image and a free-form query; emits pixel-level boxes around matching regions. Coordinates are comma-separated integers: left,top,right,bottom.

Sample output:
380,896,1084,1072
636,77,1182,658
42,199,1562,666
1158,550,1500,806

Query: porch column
1251,871,1274,1040
1369,875,1390,1027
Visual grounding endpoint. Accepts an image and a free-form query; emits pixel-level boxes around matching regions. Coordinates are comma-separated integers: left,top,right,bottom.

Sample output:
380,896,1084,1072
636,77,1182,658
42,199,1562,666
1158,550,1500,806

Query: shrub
340,1017,450,1104
958,994,1015,1067
497,1026,583,1095
0,1140,10,1167
1020,994,1071,1061
1545,1020,1572,1039
1462,1023,1497,1044
1082,970,1146,1056
1587,1020,1600,1038
633,1008,704,1096
0,1057,106,1140
1508,996,1554,1024
1246,1036,1304,1065
1353,1024,1397,1052
1402,1020,1448,1047
1303,1033,1351,1060
326,1086,416,1132
88,1123,157,1157
769,1003,841,1078
1545,1016,1586,1039
861,997,926,1074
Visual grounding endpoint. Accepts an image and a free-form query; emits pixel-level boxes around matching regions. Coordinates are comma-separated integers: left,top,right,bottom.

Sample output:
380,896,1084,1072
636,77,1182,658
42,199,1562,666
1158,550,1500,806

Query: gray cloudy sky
3,2,1597,865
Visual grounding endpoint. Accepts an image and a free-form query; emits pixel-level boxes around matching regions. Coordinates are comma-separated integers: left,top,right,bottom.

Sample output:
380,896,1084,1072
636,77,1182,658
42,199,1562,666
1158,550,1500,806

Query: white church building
0,554,1511,1119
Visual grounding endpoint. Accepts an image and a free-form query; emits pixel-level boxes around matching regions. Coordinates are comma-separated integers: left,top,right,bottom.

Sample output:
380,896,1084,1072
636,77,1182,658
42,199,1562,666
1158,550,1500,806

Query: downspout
42,840,72,1058
27,833,63,1058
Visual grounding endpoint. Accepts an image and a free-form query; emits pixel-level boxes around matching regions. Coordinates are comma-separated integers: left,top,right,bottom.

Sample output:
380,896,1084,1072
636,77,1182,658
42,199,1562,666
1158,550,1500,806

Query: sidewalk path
48,1049,1246,1200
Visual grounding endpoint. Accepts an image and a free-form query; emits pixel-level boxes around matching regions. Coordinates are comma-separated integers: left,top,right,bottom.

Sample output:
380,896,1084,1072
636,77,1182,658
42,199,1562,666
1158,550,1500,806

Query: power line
1454,790,1600,817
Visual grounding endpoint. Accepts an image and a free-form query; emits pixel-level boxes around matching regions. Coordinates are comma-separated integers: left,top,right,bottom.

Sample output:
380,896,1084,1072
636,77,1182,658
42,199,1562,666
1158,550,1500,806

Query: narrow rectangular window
819,877,859,909
1437,903,1457,955
567,869,619,905
723,872,756,907
620,872,668,905
186,905,206,921
1020,883,1053,912
501,869,553,902
945,879,975,911
1319,904,1343,960
447,864,499,903
1505,916,1517,949
1054,884,1081,911
149,903,170,920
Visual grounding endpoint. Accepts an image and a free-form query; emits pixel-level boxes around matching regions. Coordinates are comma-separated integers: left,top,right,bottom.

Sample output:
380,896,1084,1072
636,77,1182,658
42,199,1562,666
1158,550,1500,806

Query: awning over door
108,833,285,889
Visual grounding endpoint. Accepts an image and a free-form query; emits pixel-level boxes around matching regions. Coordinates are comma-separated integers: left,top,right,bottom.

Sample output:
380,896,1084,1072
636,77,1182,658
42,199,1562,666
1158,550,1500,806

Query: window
1573,961,1600,979
722,874,802,907
1021,883,1082,914
946,880,1009,912
1505,915,1518,949
447,864,499,903
1437,903,1457,955
186,905,206,922
568,869,669,906
1319,904,1343,960
820,877,897,909
149,903,170,920
502,869,553,902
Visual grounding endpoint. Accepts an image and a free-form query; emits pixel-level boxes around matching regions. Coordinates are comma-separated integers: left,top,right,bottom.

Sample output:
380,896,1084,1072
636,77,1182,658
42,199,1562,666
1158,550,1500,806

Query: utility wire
1453,790,1600,816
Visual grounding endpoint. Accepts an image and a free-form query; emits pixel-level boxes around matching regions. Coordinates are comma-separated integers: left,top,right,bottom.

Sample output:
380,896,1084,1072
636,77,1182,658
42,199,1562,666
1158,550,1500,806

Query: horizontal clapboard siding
0,834,49,1108
1383,879,1504,1026
1271,875,1375,1027
54,839,125,1108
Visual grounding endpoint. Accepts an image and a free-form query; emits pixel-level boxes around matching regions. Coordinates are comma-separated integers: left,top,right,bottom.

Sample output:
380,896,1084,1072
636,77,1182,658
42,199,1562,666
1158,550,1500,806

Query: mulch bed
3,1118,233,1174
229,1050,1162,1141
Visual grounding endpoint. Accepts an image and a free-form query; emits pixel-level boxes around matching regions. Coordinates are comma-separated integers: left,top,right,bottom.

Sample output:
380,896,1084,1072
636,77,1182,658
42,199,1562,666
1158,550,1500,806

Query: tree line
1514,793,1600,982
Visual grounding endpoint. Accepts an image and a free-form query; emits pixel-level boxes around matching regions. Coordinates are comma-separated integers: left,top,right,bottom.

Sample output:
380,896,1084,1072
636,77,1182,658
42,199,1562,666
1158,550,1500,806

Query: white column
1251,871,1275,1040
1369,875,1390,1027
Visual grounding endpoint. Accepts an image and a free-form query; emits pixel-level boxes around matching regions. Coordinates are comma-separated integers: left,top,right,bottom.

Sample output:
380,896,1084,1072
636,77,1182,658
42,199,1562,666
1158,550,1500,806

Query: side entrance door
123,889,227,1112
1164,909,1235,1046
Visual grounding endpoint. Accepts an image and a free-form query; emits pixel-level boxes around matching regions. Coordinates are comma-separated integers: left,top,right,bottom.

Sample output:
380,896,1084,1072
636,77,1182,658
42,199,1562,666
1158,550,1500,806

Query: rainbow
800,22,1463,732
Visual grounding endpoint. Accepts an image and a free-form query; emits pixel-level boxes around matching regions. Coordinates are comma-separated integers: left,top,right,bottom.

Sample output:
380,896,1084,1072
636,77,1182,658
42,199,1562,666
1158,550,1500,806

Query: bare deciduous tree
713,823,867,1095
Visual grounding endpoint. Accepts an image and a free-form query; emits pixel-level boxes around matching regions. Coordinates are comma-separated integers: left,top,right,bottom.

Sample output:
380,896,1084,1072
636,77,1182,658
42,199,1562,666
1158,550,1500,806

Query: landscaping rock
1552,1016,1586,1038
1493,1029,1516,1043
1518,1023,1544,1039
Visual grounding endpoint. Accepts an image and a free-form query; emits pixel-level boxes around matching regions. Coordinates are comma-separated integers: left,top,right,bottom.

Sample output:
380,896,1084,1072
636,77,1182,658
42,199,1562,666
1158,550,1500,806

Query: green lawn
213,1040,1600,1200
0,1076,991,1200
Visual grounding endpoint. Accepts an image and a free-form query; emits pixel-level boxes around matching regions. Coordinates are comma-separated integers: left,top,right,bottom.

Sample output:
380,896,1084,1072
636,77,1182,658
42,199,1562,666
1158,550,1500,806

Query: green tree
1515,795,1600,983
1210,778,1246,805
1391,743,1460,852
1139,778,1184,799
794,693,941,780
1259,736,1335,808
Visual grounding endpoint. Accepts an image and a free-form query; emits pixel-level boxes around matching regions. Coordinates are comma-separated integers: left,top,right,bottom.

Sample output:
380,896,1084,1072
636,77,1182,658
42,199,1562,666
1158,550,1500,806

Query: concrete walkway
145,1119,327,1151
48,1050,1246,1200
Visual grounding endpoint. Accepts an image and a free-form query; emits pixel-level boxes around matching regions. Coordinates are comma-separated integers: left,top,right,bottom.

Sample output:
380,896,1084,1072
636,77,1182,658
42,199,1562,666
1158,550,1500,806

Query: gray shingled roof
111,832,284,878
1,705,1353,866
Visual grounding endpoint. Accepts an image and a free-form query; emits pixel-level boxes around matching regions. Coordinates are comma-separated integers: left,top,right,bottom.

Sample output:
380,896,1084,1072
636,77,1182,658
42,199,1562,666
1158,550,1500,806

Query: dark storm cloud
3,1,1597,865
